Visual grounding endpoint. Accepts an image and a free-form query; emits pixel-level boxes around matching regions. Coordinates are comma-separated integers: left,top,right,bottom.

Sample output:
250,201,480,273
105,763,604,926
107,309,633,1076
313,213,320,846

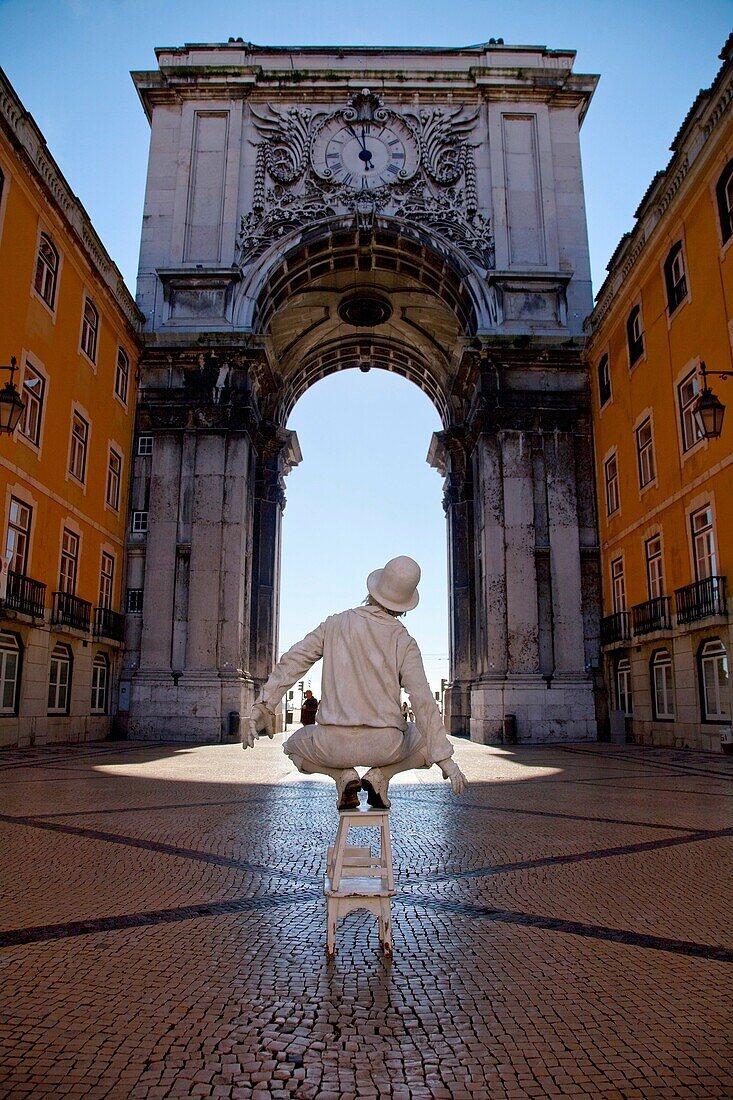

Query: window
33,233,59,308
137,435,153,457
99,553,114,609
651,649,674,720
611,557,626,613
115,347,129,403
664,242,688,312
18,363,45,447
597,354,611,407
699,639,730,721
127,588,143,614
678,370,703,452
131,511,148,534
81,299,99,362
716,158,733,244
48,643,72,714
645,534,664,600
106,448,121,511
0,633,21,715
69,413,89,483
691,505,717,581
5,498,31,576
604,453,620,516
635,417,656,488
59,529,79,595
90,653,109,713
616,658,632,716
0,165,4,207
626,305,644,366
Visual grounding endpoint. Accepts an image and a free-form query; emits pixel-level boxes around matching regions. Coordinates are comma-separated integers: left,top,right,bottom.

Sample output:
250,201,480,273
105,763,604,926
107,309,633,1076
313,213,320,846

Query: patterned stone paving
1,736,732,1098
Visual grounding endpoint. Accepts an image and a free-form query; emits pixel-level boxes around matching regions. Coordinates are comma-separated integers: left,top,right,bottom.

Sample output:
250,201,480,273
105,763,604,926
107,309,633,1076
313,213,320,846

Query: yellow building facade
0,69,142,746
586,38,733,751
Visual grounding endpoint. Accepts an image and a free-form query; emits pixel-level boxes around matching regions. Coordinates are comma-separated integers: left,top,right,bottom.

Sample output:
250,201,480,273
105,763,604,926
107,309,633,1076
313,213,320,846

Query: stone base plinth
469,676,597,744
124,672,256,742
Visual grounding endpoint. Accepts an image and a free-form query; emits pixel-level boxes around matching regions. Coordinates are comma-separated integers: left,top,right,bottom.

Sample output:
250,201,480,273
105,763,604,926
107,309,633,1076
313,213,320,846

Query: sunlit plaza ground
1,736,733,1099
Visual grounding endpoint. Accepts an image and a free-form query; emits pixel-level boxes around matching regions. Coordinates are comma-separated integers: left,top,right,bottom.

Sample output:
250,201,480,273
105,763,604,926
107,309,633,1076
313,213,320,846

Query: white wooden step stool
324,806,395,957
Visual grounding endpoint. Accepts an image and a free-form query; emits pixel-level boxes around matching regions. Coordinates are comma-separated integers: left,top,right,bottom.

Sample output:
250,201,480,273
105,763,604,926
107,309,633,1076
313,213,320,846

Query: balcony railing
675,576,727,624
3,570,46,617
600,611,630,645
93,606,125,642
52,591,91,632
631,596,672,636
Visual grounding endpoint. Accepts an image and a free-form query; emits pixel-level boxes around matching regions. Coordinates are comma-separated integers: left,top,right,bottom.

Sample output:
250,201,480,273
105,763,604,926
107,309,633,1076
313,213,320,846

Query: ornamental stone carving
237,89,493,272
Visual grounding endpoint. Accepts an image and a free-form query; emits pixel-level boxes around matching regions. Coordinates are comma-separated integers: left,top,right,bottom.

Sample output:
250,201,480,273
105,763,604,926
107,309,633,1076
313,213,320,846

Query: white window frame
106,448,122,512
597,353,611,407
127,588,143,614
627,303,645,367
131,511,148,534
18,358,47,450
99,552,114,610
90,653,109,714
47,643,72,714
0,632,21,716
114,346,130,405
32,231,59,312
69,412,89,484
611,556,626,613
635,417,656,489
5,497,32,576
617,658,632,717
700,639,730,722
137,434,153,457
645,534,664,600
678,369,704,454
651,650,674,720
59,528,79,596
691,505,717,582
604,452,620,516
80,298,99,364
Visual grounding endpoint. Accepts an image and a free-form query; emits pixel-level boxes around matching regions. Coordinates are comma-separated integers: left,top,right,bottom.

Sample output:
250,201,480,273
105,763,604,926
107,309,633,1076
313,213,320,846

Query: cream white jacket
260,604,454,764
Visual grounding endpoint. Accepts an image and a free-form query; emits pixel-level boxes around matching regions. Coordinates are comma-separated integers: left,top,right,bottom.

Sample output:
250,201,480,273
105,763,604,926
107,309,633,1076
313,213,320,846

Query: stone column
139,433,181,674
502,430,541,676
249,428,302,691
428,430,475,736
546,430,586,677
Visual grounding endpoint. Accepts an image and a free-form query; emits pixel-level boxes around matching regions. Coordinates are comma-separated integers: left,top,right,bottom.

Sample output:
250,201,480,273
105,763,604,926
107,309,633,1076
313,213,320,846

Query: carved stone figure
244,556,468,809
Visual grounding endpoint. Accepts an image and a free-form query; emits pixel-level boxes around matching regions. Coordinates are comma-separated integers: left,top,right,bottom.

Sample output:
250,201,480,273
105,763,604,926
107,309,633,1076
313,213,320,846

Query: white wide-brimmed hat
367,555,421,612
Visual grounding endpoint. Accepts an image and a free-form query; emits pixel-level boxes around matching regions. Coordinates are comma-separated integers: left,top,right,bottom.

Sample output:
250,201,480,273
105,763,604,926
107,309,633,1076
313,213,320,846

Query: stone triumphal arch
122,40,601,743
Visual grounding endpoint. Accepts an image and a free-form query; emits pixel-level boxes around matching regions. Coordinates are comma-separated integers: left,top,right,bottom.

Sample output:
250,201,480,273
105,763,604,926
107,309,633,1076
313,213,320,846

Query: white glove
243,703,275,750
438,758,468,795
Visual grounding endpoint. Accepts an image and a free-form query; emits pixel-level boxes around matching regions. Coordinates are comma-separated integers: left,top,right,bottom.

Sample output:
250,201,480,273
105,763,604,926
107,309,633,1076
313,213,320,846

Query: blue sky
1,0,730,691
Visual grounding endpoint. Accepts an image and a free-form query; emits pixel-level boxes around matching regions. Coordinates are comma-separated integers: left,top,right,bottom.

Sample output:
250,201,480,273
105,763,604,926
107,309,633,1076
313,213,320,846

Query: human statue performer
244,556,468,810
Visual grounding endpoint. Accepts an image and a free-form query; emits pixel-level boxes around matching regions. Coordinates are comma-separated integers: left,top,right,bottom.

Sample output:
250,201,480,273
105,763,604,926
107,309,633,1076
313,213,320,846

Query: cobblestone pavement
1,737,733,1099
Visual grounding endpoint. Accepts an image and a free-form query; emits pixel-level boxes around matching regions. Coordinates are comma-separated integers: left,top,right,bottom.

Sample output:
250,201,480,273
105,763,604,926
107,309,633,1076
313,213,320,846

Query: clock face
312,116,419,191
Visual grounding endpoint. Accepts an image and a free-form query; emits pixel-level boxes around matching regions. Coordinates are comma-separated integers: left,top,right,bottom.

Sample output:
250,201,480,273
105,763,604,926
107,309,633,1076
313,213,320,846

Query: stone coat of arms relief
237,89,494,271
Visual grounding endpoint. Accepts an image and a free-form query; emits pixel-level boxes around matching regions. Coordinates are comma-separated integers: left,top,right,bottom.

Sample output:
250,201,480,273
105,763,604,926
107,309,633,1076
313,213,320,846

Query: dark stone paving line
0,889,322,949
559,745,733,782
405,895,733,963
0,812,322,887
2,885,731,965
4,812,733,891
26,793,695,835
401,825,733,885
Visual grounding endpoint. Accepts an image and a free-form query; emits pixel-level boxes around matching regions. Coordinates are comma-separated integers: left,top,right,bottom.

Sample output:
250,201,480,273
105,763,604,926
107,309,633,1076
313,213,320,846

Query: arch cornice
233,215,494,335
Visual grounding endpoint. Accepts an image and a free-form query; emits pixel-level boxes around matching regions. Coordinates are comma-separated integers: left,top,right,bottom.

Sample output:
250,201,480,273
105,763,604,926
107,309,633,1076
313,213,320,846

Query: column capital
254,424,302,508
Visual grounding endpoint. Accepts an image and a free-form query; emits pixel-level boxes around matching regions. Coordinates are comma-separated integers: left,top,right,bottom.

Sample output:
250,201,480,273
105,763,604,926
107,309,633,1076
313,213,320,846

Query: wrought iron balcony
600,611,631,646
675,576,727,624
631,596,672,636
51,591,91,632
93,606,125,642
3,570,46,617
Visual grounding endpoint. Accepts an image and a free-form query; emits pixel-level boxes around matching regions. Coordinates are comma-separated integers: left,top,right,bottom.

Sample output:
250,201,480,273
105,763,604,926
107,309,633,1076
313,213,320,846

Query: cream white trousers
283,721,430,772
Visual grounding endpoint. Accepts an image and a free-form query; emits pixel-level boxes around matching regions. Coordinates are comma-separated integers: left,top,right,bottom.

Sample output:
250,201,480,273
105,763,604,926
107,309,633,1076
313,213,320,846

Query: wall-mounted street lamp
0,358,26,435
692,361,729,440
